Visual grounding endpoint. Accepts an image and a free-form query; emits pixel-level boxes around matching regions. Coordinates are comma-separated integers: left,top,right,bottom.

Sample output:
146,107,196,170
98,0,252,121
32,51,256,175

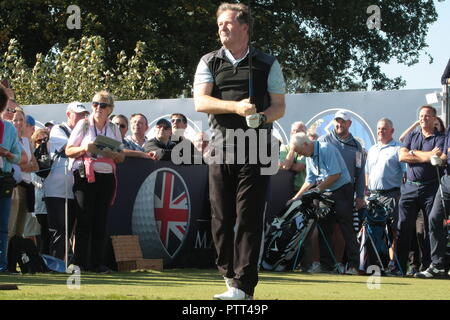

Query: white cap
44,120,55,127
67,101,89,114
334,110,351,121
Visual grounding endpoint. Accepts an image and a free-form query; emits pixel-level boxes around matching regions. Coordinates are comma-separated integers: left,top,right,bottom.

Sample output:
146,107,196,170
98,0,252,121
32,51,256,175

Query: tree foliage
0,0,440,100
0,36,164,104
253,0,438,92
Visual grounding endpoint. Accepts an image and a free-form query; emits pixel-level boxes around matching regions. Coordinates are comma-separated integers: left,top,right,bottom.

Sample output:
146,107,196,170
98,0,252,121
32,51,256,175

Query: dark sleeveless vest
201,47,275,144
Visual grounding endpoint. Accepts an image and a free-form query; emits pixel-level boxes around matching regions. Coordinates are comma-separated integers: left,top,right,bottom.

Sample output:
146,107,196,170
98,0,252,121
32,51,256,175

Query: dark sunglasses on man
156,124,171,130
114,123,127,129
92,101,110,109
171,118,184,124
6,108,16,113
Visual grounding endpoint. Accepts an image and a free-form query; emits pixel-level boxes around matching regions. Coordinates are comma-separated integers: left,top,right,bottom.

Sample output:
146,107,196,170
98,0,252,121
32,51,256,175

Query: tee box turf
111,235,163,272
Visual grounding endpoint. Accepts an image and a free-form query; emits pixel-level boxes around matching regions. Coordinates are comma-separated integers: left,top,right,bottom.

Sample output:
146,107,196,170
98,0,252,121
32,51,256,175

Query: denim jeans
0,197,12,270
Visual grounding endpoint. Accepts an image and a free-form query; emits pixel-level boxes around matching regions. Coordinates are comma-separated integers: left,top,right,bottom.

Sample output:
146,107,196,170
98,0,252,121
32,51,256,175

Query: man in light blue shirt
296,137,352,193
366,118,406,273
366,118,405,220
291,132,359,274
366,118,405,191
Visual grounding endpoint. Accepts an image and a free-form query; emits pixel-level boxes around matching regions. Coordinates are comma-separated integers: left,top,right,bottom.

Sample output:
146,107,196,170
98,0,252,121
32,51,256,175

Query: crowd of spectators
0,82,212,274
284,108,450,279
0,81,448,279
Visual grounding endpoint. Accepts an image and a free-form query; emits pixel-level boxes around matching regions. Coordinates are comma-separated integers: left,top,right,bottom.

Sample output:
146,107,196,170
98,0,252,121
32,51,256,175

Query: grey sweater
318,131,366,199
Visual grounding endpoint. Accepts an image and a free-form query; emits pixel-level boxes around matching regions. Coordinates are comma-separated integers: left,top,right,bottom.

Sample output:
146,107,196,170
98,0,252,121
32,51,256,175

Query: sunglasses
114,123,127,129
156,125,171,130
171,118,184,124
6,108,16,113
92,102,110,109
37,137,48,144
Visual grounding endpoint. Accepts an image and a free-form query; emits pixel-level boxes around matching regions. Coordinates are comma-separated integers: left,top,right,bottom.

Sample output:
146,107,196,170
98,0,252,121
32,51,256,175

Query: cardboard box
116,259,163,272
111,235,163,272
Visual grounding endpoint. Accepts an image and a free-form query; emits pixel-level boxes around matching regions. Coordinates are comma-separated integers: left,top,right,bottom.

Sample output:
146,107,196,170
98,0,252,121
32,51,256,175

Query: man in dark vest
194,3,285,300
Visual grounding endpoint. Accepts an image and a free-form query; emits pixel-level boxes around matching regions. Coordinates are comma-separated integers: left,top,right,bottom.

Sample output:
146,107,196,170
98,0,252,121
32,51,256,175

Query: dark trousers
318,183,359,269
410,210,426,269
209,163,269,296
36,214,50,255
72,171,115,271
429,175,450,268
44,197,76,260
397,181,437,273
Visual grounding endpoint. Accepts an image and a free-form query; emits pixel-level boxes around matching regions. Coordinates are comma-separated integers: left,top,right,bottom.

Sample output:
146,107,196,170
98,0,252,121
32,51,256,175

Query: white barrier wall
23,88,440,149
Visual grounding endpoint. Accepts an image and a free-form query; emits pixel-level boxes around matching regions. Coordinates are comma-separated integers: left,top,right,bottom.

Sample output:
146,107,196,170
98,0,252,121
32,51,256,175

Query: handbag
0,170,17,199
34,142,53,178
18,181,35,212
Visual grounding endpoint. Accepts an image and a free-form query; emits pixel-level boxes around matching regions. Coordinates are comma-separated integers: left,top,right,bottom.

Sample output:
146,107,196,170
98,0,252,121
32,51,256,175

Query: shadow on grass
260,273,411,286
0,268,412,288
0,269,222,288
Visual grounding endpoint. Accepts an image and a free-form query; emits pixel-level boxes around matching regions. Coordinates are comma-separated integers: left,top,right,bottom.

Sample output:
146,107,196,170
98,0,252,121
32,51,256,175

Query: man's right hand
85,142,97,154
148,150,162,160
234,98,256,117
286,197,298,206
431,147,443,157
0,147,13,159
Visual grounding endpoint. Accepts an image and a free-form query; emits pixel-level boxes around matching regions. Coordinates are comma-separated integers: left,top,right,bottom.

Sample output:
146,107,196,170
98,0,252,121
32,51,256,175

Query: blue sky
381,0,450,90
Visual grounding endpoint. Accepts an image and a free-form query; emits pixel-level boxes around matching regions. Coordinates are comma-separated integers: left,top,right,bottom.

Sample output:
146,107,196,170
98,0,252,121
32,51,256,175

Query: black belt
369,187,400,193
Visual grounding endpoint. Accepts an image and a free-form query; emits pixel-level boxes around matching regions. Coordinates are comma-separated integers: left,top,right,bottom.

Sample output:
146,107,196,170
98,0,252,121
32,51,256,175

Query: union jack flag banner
154,170,191,257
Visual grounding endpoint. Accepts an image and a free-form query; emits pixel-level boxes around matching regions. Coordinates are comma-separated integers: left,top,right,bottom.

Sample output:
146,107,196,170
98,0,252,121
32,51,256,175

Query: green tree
0,36,164,104
0,0,440,96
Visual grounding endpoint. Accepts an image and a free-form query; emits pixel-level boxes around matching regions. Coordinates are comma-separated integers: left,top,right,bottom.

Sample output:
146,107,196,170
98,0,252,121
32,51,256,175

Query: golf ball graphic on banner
132,168,191,264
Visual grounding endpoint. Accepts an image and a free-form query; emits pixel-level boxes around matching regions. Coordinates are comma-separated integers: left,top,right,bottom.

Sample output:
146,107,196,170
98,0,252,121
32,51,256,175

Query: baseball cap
67,101,89,114
156,118,171,129
26,115,36,126
44,120,55,127
334,110,351,121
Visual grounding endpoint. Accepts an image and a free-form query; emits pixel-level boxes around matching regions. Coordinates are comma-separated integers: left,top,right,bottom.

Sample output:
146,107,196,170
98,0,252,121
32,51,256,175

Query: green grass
0,268,448,300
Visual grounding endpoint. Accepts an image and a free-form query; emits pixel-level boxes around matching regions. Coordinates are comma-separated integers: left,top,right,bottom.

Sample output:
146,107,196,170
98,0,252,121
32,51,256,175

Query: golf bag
7,235,47,274
358,195,394,273
261,190,334,271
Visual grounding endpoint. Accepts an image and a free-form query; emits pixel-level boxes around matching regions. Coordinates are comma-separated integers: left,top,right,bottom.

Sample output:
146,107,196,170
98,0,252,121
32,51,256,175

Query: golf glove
431,155,443,166
246,113,266,128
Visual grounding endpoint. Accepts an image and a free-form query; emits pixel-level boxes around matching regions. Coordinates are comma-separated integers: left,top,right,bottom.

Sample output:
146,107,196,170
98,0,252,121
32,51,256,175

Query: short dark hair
170,113,187,124
156,118,171,129
0,87,8,113
130,113,148,126
112,114,129,127
216,3,252,26
419,105,437,117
